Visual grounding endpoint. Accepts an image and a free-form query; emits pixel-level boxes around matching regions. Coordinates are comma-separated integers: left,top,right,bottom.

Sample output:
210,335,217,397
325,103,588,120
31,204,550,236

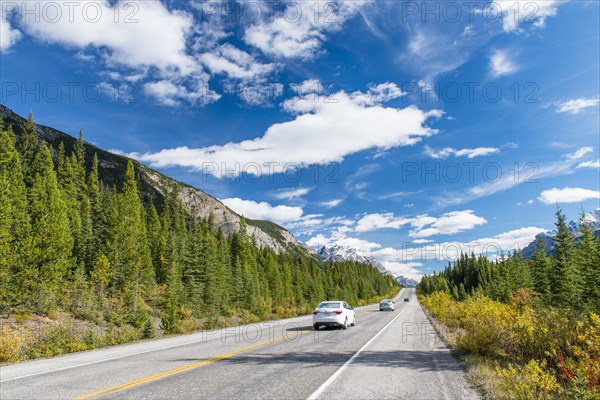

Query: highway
0,288,480,399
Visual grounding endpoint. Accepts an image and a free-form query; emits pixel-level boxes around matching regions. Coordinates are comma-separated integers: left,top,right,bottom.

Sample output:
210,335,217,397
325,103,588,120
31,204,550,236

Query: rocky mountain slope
0,104,304,253
522,209,600,258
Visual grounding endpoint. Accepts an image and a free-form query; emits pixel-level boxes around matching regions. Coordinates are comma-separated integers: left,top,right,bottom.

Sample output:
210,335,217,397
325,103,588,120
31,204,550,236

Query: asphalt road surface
1,288,480,400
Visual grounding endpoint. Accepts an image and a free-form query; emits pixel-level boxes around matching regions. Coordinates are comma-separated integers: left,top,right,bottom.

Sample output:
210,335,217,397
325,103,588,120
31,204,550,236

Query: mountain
521,209,600,258
317,243,393,276
394,275,419,288
0,104,305,253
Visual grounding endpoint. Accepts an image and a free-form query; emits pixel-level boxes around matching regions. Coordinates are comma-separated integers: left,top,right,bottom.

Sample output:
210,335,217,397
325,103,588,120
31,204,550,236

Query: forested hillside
418,211,600,399
0,115,399,362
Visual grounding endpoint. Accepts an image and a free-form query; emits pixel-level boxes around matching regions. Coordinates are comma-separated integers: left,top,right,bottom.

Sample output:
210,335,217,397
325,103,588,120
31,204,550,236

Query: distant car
379,300,395,311
404,297,410,302
313,301,356,330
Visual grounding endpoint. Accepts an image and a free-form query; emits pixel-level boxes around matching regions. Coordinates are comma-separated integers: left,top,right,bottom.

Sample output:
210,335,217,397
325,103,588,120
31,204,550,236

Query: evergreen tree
550,209,577,307
0,122,30,311
530,237,552,301
575,214,600,310
16,111,38,185
28,144,74,312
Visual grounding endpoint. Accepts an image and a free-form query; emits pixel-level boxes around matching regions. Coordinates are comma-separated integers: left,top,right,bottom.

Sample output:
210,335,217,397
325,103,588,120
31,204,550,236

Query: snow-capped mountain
317,244,392,276
394,275,420,288
522,209,600,259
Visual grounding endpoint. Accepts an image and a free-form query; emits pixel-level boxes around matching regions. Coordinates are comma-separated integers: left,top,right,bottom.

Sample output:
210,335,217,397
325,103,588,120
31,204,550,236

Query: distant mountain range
522,209,600,258
317,243,420,287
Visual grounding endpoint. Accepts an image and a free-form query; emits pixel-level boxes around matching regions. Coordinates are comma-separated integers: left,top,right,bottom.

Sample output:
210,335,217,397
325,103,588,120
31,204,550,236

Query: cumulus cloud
492,0,562,33
381,261,423,281
372,226,547,264
243,0,372,59
556,97,600,114
20,1,197,75
221,197,303,224
305,233,382,253
355,213,411,232
124,85,442,176
0,19,22,52
143,80,220,107
408,210,487,238
490,50,519,77
538,187,600,204
439,147,595,206
199,43,276,80
350,210,487,237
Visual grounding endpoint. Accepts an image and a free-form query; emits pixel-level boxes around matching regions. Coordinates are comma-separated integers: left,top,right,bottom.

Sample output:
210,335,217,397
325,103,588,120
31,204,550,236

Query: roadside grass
0,289,400,365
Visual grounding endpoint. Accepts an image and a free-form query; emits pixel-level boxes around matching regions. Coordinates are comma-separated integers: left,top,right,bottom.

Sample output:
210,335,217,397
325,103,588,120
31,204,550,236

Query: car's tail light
313,311,319,315
335,311,342,315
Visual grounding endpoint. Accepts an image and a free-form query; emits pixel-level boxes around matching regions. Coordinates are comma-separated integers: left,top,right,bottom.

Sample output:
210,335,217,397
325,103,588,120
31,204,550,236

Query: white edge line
307,290,410,400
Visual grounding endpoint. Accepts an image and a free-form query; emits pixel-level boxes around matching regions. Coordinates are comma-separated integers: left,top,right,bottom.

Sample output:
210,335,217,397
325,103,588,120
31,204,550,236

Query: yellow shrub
456,296,515,356
0,326,26,362
497,359,561,400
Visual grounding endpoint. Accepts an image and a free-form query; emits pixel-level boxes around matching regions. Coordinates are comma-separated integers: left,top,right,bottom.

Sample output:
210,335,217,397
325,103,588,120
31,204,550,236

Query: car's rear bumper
313,315,345,325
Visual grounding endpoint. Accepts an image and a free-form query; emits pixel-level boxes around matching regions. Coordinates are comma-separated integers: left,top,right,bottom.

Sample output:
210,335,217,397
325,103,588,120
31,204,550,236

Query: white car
379,299,395,311
313,301,356,330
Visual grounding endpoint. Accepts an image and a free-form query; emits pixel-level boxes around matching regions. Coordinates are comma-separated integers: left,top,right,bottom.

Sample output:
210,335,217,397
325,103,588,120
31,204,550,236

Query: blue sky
1,0,599,278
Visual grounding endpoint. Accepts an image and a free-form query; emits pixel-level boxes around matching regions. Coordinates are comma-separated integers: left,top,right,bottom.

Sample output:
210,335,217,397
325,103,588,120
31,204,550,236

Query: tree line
418,210,600,312
0,114,399,335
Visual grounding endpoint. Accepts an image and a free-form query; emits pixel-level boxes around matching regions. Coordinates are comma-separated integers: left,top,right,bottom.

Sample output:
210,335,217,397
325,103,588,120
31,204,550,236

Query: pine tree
575,213,600,311
16,111,38,185
0,122,30,311
550,209,577,307
530,237,552,301
28,144,74,312
108,161,153,319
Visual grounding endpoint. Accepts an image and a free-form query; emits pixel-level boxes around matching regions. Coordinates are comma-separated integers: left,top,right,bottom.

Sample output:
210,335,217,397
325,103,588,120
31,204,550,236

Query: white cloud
305,234,382,253
381,261,423,281
243,1,371,59
143,80,220,107
272,187,312,200
199,43,276,80
565,147,594,160
349,210,487,237
578,160,600,169
21,1,197,75
538,187,600,204
493,0,562,33
517,199,535,206
439,147,594,206
290,79,323,95
490,50,519,77
424,145,500,159
372,226,547,264
319,199,344,208
221,197,303,224
126,86,441,176
409,210,487,238
0,19,22,52
556,97,600,114
355,213,411,232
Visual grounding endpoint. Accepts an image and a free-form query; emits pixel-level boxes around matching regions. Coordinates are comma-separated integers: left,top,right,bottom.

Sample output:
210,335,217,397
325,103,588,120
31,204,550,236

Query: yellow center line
73,332,300,400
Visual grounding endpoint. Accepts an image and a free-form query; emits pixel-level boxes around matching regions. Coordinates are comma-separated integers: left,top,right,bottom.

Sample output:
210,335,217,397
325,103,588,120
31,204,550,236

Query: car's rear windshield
317,302,341,309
